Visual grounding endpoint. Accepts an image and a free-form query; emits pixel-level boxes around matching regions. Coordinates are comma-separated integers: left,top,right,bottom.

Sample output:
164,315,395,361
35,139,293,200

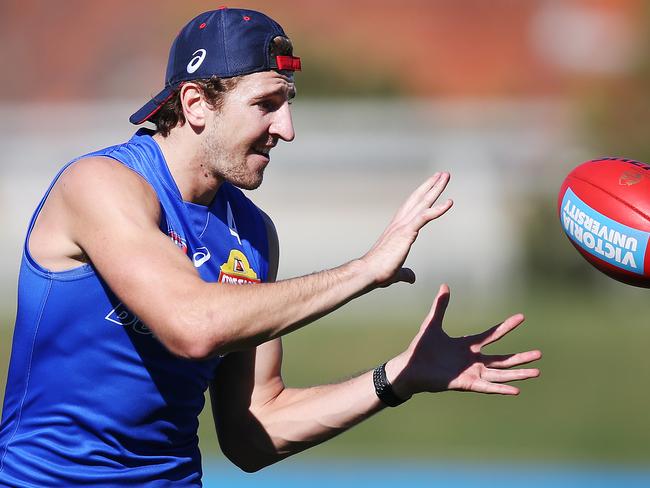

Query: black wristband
373,362,408,407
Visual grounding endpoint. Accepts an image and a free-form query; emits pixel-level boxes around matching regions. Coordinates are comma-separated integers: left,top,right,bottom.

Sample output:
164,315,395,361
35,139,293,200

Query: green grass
198,284,650,464
3,283,650,465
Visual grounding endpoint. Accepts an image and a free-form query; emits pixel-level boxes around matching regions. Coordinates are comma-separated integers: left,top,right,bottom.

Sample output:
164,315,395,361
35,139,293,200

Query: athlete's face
202,71,296,190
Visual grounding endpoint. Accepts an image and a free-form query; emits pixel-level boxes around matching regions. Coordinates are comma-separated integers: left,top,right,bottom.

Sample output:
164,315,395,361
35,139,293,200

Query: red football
558,157,650,287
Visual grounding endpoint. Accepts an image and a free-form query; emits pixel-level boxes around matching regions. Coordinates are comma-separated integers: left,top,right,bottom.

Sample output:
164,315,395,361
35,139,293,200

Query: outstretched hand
390,284,541,399
361,173,453,287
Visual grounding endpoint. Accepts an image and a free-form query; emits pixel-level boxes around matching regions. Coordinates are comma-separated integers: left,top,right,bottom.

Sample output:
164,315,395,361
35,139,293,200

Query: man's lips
251,145,273,158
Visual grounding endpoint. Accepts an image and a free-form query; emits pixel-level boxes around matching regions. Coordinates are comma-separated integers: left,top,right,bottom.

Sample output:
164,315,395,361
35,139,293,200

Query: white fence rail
0,99,577,310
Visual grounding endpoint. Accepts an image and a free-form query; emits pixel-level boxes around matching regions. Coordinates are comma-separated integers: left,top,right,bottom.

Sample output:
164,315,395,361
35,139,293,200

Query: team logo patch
218,250,260,284
561,188,650,274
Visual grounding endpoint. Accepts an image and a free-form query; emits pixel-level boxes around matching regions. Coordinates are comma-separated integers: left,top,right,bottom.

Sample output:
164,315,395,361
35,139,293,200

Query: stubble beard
201,125,265,191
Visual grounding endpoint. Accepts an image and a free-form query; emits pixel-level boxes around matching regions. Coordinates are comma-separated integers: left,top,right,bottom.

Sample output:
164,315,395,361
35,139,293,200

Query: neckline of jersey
135,128,223,211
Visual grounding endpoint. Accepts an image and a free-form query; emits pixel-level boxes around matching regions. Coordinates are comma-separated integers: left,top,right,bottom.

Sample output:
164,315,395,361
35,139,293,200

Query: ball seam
568,173,650,224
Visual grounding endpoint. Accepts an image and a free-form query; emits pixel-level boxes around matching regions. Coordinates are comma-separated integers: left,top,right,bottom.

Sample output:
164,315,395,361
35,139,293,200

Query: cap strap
275,56,302,71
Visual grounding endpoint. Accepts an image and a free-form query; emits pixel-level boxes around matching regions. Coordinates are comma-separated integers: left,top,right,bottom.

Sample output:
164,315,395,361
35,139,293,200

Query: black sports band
373,362,408,407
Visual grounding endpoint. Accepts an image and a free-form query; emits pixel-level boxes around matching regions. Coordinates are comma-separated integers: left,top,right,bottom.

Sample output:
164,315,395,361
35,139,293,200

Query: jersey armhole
24,155,161,280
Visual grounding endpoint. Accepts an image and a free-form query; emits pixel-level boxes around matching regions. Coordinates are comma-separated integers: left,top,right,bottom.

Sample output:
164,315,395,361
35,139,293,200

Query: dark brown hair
151,36,295,137
150,76,240,137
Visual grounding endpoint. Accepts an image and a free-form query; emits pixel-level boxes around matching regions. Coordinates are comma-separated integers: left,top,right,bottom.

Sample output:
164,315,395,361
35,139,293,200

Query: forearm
244,355,409,468
255,374,381,456
212,282,542,473
169,258,376,357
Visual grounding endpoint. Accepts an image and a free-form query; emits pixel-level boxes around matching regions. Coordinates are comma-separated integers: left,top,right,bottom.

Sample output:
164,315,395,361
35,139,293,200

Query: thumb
395,267,416,285
422,283,451,330
381,268,415,288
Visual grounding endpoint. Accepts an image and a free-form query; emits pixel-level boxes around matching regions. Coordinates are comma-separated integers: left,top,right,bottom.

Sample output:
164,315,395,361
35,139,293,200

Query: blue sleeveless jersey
0,129,269,486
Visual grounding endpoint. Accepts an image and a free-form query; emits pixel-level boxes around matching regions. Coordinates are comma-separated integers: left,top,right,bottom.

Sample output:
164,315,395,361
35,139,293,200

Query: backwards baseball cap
129,7,301,125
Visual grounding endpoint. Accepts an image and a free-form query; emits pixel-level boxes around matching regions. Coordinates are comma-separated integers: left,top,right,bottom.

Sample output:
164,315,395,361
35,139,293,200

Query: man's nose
270,103,295,142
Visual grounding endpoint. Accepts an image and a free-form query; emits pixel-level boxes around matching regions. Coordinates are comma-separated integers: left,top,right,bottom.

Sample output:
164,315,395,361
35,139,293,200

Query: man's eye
258,100,276,111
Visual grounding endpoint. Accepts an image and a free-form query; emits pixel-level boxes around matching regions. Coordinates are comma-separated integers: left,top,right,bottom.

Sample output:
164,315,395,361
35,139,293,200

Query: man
0,7,541,487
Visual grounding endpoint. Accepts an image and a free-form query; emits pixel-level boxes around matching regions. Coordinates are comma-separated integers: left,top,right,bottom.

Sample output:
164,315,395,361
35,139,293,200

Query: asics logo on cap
187,49,207,74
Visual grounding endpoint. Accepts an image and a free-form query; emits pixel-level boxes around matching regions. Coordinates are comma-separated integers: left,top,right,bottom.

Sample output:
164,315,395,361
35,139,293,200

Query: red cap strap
276,56,302,71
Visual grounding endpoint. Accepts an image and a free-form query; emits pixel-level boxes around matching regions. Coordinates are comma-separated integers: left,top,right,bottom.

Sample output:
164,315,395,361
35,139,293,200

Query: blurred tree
295,53,403,98
519,191,599,289
517,2,650,290
580,4,650,162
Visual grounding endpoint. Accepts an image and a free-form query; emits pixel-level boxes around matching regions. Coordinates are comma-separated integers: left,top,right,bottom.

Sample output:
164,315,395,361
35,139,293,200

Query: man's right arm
31,157,452,359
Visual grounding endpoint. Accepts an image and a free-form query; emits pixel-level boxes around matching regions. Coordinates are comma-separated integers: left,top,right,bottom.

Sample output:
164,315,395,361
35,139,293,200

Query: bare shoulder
58,156,159,215
30,156,160,271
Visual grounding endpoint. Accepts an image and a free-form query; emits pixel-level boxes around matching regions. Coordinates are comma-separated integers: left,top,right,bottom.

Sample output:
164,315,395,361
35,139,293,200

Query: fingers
419,172,451,210
392,173,442,220
482,350,542,368
413,172,446,201
423,173,451,211
481,368,540,383
408,174,452,226
471,313,526,350
470,379,520,396
408,172,449,208
412,199,454,229
395,172,452,226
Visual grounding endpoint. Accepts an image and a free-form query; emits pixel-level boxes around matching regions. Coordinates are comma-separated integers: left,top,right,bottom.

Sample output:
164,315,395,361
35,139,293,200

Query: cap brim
129,85,177,125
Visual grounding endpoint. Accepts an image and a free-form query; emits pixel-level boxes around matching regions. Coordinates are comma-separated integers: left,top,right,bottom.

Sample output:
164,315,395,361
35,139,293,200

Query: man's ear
180,83,208,129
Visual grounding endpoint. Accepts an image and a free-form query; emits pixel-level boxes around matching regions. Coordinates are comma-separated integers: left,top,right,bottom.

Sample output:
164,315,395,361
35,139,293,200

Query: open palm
396,284,541,397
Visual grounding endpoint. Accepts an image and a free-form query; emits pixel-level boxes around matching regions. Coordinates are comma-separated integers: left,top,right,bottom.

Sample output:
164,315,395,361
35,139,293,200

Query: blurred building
0,0,642,100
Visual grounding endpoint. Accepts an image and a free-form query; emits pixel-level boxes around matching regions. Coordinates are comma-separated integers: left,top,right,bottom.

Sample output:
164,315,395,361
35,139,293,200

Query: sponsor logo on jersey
105,302,151,335
561,187,650,274
218,249,260,284
168,229,188,254
193,246,211,267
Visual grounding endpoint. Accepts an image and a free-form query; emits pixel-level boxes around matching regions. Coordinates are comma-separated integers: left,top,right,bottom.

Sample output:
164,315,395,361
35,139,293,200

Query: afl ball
558,157,650,287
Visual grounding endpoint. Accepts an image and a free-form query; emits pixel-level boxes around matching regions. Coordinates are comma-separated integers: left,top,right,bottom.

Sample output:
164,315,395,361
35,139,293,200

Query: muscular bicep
52,157,207,355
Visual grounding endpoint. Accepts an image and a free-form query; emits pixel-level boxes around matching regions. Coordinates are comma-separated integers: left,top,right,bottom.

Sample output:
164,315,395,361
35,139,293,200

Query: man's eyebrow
251,85,296,101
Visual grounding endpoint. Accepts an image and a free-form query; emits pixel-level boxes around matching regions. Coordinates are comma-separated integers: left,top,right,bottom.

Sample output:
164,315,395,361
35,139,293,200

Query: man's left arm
209,214,541,473
210,287,541,472
209,209,385,471
210,336,387,472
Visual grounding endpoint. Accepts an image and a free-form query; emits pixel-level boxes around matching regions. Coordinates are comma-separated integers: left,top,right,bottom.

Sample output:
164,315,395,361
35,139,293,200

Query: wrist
347,258,380,291
382,354,413,403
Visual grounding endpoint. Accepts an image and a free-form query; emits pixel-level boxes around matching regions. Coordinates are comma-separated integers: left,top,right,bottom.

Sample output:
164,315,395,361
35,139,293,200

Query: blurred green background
2,0,650,472
3,281,650,465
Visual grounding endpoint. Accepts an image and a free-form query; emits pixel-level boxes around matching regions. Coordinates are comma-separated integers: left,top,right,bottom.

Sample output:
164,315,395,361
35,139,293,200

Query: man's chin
230,173,264,191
